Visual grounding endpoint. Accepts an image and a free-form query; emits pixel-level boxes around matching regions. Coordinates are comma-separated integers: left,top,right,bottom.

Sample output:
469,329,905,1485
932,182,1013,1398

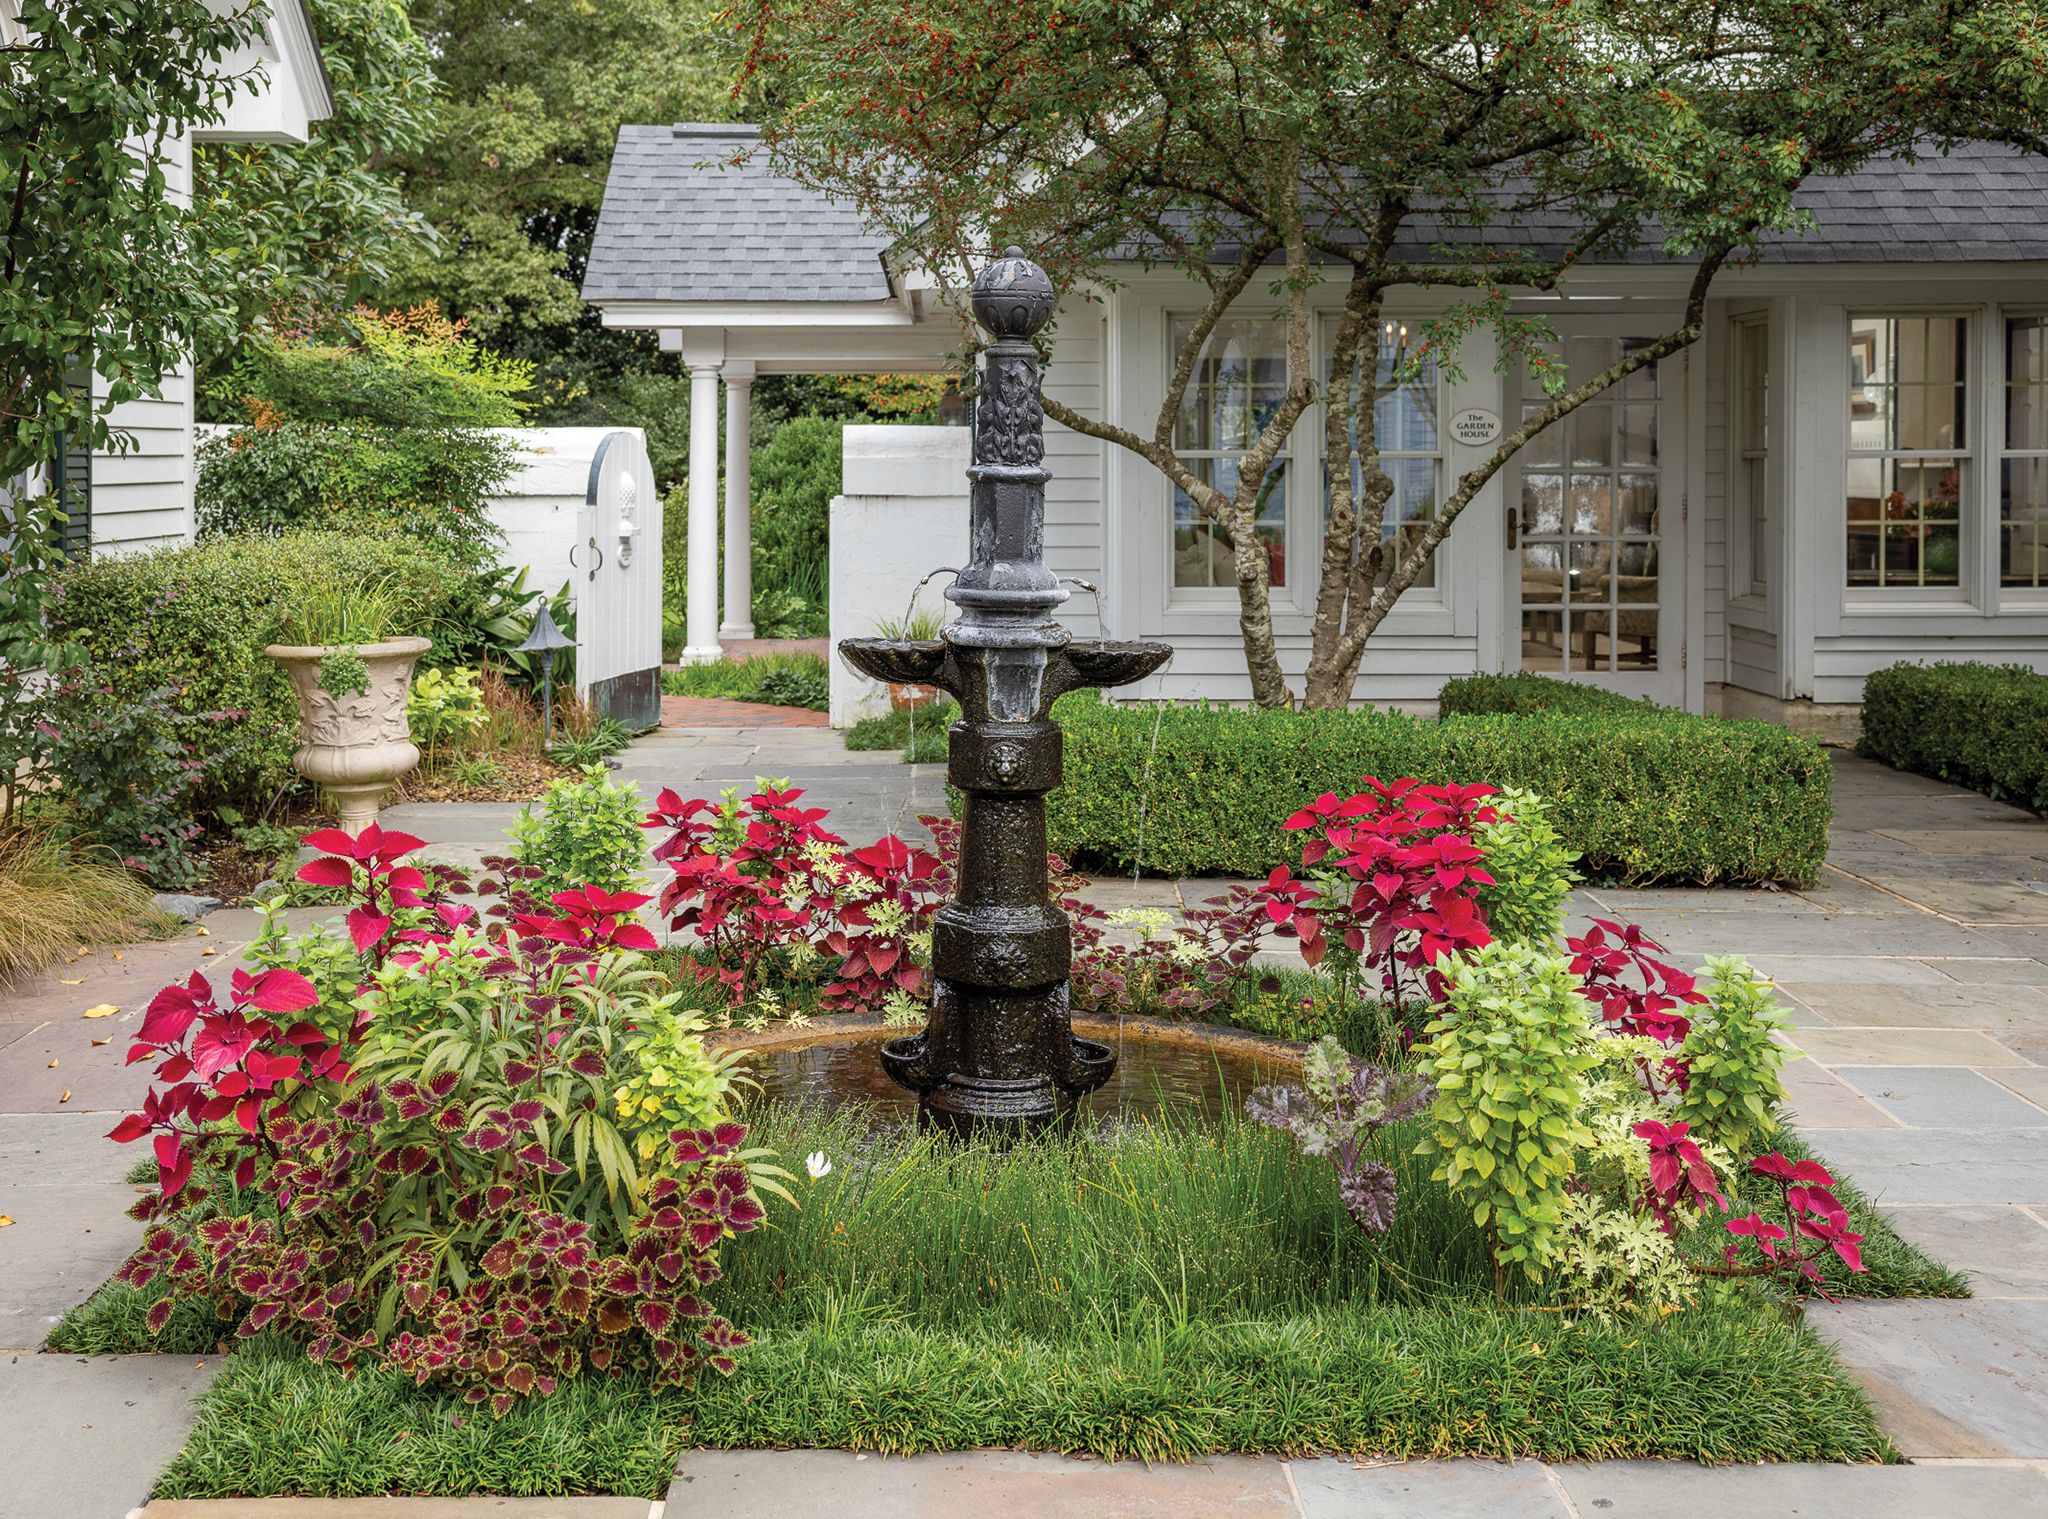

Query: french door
1509,325,1685,705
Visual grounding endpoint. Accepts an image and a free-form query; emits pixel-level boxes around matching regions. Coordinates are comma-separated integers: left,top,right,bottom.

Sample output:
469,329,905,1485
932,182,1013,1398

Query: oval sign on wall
1448,407,1503,448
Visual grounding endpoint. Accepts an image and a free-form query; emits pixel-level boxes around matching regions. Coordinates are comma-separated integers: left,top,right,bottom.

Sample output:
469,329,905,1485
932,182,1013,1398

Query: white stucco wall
828,426,972,726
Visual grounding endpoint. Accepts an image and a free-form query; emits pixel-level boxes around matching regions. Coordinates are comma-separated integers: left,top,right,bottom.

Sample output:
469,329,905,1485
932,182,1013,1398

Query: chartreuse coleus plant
108,822,789,1416
1470,788,1580,947
1674,956,1796,1163
1415,941,1598,1295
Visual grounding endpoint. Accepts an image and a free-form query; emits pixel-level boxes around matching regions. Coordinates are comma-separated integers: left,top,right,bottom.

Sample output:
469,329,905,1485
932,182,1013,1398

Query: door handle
1506,505,1518,551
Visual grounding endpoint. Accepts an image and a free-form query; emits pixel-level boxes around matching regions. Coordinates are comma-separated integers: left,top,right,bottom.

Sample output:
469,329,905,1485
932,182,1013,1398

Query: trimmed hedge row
49,531,474,810
1437,671,1652,718
1049,696,1832,886
1860,661,2048,811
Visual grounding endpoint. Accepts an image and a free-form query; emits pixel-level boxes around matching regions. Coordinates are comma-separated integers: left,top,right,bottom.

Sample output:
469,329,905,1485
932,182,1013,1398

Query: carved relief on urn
264,638,431,835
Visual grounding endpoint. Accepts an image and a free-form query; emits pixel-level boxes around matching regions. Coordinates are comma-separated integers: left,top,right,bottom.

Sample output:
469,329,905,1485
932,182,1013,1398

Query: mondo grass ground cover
116,1102,1958,1495
1049,693,1830,885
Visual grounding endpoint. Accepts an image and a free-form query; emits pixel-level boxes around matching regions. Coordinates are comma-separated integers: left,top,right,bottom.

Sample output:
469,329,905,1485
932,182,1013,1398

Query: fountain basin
707,1013,1308,1126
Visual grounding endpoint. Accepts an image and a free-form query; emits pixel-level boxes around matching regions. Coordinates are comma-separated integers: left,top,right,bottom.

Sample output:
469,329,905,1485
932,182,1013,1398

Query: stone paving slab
1779,984,2048,1031
1789,1028,2034,1067
1779,1058,1905,1129
1,1115,153,1348
1880,1205,2048,1296
142,1501,653,1518
1571,912,2046,960
1869,829,2048,856
1555,1459,2048,1517
1923,958,2048,985
0,1353,219,1519
1854,880,2048,924
1288,1457,1568,1517
1832,1067,2048,1127
1808,1130,2048,1205
1808,1300,2048,1458
1991,1068,2048,1110
668,1449,1301,1518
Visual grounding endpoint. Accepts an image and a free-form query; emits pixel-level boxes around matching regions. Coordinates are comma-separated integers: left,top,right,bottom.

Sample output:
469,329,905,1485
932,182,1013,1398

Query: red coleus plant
1569,918,1708,1097
1633,1119,1728,1236
821,834,949,1011
645,784,847,1002
1713,1152,1867,1301
1258,777,1502,1008
109,823,771,1411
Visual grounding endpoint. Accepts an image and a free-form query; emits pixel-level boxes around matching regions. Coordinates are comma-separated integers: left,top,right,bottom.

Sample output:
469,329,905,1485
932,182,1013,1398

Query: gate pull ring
570,536,605,580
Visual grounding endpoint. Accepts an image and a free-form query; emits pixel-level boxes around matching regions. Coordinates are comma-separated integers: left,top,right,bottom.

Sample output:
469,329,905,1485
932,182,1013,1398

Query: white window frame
1843,308,1977,607
1730,314,1771,605
1998,309,2048,606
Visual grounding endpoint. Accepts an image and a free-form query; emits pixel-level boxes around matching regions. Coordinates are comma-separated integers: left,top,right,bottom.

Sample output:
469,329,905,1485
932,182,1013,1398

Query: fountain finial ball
970,247,1056,341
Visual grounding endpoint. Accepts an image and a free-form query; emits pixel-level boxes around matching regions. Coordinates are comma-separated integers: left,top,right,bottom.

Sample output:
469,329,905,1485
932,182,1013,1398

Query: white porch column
682,360,724,662
719,361,757,639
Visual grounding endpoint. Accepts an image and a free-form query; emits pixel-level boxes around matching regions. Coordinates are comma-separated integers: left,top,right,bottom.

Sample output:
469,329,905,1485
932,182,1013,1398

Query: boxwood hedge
1860,661,2048,811
1048,695,1831,886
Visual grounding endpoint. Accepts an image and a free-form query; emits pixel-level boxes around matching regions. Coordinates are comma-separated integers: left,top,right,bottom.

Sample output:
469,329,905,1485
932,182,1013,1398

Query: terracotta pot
265,637,432,835
889,682,940,712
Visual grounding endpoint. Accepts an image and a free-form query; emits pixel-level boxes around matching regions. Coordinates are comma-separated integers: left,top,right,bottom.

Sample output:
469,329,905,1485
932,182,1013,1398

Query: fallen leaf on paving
59,1090,70,1103
81,1005,117,1019
90,1038,110,1047
195,926,210,937
46,1059,56,1068
0,1215,12,1227
60,978,83,985
111,953,123,960
200,948,216,957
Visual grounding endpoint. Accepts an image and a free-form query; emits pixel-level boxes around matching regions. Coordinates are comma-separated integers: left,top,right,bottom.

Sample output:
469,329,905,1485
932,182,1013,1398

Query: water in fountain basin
736,1035,1294,1126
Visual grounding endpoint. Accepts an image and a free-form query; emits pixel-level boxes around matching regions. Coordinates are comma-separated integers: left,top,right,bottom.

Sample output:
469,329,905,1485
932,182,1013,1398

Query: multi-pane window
1846,317,1967,589
1735,319,1769,596
2003,316,2048,592
1172,318,1287,589
1519,337,1663,673
1323,321,1439,589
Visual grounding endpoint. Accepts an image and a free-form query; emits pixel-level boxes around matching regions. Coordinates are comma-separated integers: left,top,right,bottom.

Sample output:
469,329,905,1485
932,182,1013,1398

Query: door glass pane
1518,339,1661,673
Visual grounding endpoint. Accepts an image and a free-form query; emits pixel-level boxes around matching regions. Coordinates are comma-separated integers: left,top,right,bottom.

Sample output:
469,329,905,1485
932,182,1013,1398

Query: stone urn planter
264,637,432,835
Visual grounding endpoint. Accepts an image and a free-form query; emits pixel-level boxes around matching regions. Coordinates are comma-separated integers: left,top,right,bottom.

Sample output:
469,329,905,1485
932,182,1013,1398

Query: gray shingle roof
583,125,892,305
586,131,2048,308
1381,141,2048,265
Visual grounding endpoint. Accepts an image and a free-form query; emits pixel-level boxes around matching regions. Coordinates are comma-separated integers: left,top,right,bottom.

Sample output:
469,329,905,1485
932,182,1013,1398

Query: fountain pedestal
839,248,1171,1136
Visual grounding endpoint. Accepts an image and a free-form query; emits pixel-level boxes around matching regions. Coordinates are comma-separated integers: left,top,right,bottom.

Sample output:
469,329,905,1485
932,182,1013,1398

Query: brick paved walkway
659,694,830,728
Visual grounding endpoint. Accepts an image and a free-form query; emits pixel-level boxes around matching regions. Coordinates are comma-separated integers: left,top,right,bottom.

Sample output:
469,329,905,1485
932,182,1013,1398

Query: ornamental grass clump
106,822,785,1415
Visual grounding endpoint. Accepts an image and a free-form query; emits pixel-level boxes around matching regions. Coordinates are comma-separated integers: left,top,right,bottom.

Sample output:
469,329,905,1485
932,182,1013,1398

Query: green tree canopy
0,0,266,662
745,0,2048,707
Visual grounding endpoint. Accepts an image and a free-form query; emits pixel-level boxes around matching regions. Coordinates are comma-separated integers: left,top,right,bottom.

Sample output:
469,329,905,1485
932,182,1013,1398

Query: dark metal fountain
838,248,1173,1136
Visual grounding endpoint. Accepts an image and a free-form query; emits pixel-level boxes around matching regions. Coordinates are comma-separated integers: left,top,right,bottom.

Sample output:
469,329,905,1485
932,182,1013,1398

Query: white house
583,125,2048,736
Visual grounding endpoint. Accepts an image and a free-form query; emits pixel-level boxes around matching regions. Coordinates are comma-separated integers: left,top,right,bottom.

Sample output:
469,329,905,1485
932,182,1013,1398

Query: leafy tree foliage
744,0,2048,706
0,0,262,662
194,0,441,342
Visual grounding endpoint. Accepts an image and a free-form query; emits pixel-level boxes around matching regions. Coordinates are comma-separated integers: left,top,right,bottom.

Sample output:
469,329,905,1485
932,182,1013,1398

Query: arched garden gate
575,430,664,731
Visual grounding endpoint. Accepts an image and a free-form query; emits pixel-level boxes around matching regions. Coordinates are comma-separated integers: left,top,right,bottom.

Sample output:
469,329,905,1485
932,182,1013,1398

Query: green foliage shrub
1859,660,2048,810
1049,695,1831,886
195,423,514,566
511,766,648,897
1415,942,1597,1290
47,531,469,809
1673,956,1795,1162
749,415,839,633
1437,671,1651,717
1472,788,1580,944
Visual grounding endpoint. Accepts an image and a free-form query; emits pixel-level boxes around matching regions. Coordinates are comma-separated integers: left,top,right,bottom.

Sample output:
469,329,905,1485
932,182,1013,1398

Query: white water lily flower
806,1151,832,1181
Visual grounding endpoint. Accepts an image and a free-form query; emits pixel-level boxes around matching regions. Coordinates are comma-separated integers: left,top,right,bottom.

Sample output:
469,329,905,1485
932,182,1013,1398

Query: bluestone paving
1778,983,2048,1032
1925,957,2048,984
1806,1129,2048,1205
1808,1300,2048,1456
1989,1068,2048,1111
1555,1459,2048,1517
1287,1457,1569,1518
0,1353,219,1519
1790,1028,2034,1067
1879,1205,2048,1295
1831,1067,2048,1127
